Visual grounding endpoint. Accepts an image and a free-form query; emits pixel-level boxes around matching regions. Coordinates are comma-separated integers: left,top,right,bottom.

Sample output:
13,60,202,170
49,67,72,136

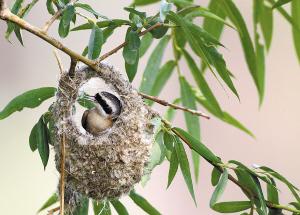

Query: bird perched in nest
81,91,122,135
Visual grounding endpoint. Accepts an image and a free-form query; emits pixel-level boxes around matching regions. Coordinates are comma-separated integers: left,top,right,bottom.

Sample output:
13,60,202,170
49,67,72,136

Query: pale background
1,0,299,214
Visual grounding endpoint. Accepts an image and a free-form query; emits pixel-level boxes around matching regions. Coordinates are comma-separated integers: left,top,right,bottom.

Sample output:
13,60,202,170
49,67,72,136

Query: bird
81,91,122,135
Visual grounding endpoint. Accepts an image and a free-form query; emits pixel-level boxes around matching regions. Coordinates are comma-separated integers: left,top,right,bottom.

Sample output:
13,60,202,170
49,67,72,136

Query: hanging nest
51,63,157,212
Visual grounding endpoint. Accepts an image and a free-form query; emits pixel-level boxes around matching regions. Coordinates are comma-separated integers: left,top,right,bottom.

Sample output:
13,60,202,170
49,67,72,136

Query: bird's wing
81,110,89,130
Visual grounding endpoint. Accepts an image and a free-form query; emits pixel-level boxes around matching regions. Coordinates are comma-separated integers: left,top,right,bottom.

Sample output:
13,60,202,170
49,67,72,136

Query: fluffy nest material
51,63,157,211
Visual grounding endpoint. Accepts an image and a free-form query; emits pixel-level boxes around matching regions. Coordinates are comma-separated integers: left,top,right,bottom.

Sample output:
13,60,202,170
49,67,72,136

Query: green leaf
174,137,197,205
93,201,110,215
292,0,300,64
222,0,262,102
37,193,58,213
182,49,223,118
46,0,55,15
167,145,179,188
72,19,130,31
260,5,273,51
74,3,108,19
139,35,170,94
146,18,169,39
88,24,104,60
110,200,129,215
123,29,140,65
58,5,75,38
173,127,220,164
5,0,24,41
77,95,95,109
129,191,161,215
148,60,176,103
125,54,139,82
212,201,252,213
139,32,153,57
0,87,56,120
124,7,146,19
211,167,222,186
160,0,172,22
267,177,279,204
73,197,89,215
14,26,24,45
272,0,292,8
163,131,174,152
210,170,228,209
133,0,160,6
179,76,201,182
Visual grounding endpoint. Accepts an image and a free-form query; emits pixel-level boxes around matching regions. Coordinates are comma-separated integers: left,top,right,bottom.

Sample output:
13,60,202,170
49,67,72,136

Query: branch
53,49,64,74
60,131,66,214
165,120,300,214
139,92,210,119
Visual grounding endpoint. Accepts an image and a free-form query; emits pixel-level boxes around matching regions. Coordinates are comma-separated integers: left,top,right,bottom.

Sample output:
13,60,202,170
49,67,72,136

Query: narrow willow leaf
14,26,24,45
35,116,50,169
163,131,174,151
260,5,273,50
210,169,228,210
93,201,110,215
125,53,139,82
235,169,267,215
146,18,169,39
292,0,300,64
46,0,55,15
222,0,262,102
139,32,153,58
139,36,170,94
164,98,180,122
182,49,223,117
193,91,254,137
173,127,220,164
124,7,146,19
71,19,129,31
179,76,201,182
148,60,176,105
38,193,58,213
211,167,222,186
167,146,179,188
5,0,24,40
212,201,252,213
255,34,265,105
0,87,56,120
58,5,75,38
267,177,279,204
174,137,197,205
110,200,129,215
123,29,140,65
74,3,108,19
133,0,160,6
73,198,89,215
88,24,104,60
129,191,161,215
272,0,292,8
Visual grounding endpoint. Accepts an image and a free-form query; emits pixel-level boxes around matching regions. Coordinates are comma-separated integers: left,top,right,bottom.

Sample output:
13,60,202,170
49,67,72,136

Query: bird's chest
87,111,113,134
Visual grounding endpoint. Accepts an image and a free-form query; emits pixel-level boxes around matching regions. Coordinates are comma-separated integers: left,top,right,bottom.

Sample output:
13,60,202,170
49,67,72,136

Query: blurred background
1,0,300,214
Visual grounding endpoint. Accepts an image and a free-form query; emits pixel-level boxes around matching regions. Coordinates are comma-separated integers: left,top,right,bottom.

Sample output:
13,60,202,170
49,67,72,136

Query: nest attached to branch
51,63,157,211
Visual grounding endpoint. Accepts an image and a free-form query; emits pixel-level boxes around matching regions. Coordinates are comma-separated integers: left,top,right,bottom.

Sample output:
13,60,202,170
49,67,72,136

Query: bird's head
86,91,122,119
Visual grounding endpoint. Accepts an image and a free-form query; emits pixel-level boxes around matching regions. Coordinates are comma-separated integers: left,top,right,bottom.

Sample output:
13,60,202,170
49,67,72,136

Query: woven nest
51,63,157,211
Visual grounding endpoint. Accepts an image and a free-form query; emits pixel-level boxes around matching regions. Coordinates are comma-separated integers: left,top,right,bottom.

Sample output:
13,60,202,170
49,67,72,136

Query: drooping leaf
211,167,222,186
173,127,220,164
46,0,55,15
58,5,75,38
146,17,169,39
272,0,292,8
88,24,104,60
0,87,56,120
181,49,223,118
14,26,24,45
179,76,201,182
291,0,300,64
110,200,129,215
212,201,252,213
210,169,228,210
74,3,108,19
222,0,262,102
139,32,153,57
260,4,273,50
174,136,197,205
73,197,89,215
129,191,161,215
133,0,160,6
37,193,59,213
167,145,179,188
139,35,170,94
93,201,110,215
71,19,130,31
267,177,279,204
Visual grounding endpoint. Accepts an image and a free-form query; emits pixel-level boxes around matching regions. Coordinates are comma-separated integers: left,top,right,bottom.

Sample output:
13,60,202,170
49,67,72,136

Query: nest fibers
51,63,157,211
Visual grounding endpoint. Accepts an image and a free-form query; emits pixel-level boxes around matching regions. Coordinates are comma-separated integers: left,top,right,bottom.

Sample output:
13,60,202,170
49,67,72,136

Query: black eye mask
100,91,122,117
94,93,113,114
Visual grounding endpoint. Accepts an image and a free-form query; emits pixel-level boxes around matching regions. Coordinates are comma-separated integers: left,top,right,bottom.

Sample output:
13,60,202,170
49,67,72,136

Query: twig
68,57,77,78
42,0,78,33
53,49,64,74
139,92,210,119
96,22,163,62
